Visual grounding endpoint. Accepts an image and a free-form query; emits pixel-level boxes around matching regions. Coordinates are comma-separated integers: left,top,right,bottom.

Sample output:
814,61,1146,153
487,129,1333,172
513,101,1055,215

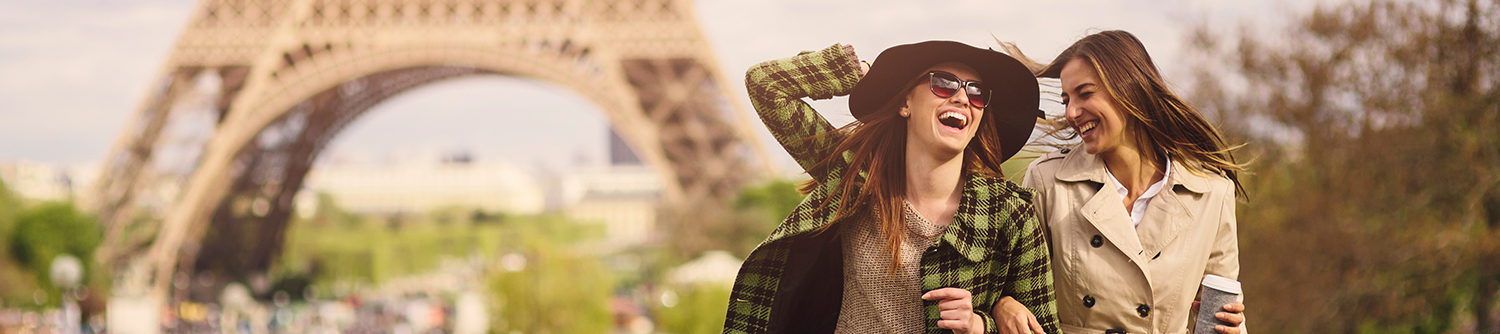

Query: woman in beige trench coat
987,30,1248,334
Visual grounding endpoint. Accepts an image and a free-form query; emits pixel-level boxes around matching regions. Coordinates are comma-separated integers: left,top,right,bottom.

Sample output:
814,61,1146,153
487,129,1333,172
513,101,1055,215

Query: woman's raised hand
923,288,984,334
990,296,1046,334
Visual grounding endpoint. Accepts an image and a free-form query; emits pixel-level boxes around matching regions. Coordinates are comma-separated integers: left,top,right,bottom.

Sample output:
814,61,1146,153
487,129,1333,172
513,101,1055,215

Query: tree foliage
486,215,613,334
660,179,803,261
652,285,732,334
1190,0,1500,331
0,179,39,307
3,200,101,308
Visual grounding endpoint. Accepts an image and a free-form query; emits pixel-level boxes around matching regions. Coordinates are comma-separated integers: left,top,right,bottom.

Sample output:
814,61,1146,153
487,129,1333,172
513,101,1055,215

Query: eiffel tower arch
91,0,770,310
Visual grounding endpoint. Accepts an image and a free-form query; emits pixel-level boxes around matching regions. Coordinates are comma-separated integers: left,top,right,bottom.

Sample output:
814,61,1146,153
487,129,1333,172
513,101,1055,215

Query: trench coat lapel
1136,162,1211,256
1056,151,1152,279
1136,186,1189,258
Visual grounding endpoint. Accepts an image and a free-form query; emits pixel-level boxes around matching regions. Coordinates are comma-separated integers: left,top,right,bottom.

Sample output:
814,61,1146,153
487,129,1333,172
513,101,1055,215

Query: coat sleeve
1204,183,1246,333
1001,193,1062,334
1020,159,1052,246
743,43,863,177
1204,186,1240,281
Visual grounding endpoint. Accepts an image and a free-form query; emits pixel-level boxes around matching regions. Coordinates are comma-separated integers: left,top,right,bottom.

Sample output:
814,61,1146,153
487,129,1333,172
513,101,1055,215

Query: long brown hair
798,71,1009,273
1013,30,1247,197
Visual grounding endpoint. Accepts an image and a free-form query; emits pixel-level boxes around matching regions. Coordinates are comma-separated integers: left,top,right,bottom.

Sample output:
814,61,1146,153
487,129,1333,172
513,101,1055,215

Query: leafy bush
5,201,101,307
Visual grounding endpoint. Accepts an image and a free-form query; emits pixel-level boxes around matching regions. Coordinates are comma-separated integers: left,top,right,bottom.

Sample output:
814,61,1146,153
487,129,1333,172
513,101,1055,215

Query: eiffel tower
91,0,769,316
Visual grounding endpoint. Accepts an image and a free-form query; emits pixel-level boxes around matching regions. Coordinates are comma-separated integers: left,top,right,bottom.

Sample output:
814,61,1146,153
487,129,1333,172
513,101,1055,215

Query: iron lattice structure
93,0,769,304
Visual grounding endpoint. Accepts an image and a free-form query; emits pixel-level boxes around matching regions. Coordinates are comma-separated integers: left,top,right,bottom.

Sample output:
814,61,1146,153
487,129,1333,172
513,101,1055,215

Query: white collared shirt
1105,158,1173,228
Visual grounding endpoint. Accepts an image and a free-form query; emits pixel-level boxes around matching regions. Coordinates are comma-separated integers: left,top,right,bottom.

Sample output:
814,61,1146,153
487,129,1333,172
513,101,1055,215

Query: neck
904,144,965,226
1101,144,1165,197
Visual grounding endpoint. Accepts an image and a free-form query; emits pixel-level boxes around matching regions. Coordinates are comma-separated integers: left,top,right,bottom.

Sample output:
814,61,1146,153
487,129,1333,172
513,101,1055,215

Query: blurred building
559,166,662,251
300,155,545,215
0,161,97,203
297,127,666,251
559,128,664,251
608,128,642,166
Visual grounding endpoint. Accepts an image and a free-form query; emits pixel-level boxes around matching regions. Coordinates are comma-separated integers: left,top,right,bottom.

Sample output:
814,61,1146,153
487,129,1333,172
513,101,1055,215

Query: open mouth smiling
938,111,968,130
1077,121,1097,137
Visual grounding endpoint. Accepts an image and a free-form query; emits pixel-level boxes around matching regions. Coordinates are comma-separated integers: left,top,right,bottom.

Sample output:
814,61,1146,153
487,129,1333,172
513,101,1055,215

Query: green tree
661,179,804,261
1190,0,1500,331
0,178,40,307
6,201,102,307
0,179,18,239
651,285,732,334
487,215,613,334
282,204,617,332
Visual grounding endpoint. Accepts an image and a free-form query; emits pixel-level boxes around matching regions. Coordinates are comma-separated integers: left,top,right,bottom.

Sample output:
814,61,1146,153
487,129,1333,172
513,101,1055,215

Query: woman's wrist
840,44,861,77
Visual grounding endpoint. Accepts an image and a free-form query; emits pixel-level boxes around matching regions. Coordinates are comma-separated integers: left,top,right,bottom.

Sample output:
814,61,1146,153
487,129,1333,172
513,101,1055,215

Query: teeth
939,111,968,128
1079,122,1097,134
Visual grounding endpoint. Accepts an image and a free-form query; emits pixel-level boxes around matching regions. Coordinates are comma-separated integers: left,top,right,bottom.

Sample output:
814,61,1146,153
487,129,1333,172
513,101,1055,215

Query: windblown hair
1008,30,1247,197
797,74,1010,273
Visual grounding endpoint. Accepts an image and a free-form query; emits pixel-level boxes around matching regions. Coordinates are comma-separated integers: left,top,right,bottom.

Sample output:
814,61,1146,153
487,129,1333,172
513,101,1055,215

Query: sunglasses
927,71,990,109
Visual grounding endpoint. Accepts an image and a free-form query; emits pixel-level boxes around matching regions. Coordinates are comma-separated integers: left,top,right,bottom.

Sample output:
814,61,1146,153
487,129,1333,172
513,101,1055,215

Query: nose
1064,102,1082,124
949,88,971,108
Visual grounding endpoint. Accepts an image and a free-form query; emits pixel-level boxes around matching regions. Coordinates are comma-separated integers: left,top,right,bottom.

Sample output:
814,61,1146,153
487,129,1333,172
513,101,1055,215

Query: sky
0,0,1349,177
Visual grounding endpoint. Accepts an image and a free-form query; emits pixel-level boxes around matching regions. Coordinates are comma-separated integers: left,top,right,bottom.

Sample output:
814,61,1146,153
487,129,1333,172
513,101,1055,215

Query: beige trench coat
1022,145,1243,334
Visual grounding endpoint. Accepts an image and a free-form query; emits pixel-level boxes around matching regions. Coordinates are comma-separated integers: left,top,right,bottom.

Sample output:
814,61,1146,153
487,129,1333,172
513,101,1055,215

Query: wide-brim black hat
849,40,1041,163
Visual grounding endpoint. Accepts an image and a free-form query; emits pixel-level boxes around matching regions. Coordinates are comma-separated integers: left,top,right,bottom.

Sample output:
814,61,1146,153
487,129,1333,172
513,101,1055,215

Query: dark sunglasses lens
930,73,959,98
967,84,989,108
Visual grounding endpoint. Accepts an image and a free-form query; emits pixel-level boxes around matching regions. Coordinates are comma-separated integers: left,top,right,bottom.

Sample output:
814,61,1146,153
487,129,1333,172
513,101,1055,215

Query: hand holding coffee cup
1193,274,1243,334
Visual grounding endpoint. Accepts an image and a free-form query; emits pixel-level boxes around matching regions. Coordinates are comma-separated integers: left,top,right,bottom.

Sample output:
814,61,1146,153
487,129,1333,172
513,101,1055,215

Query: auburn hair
797,71,1009,273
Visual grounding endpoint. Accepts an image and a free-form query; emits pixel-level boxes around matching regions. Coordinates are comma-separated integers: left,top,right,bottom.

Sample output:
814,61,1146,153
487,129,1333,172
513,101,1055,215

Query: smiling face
1060,57,1135,156
900,62,985,160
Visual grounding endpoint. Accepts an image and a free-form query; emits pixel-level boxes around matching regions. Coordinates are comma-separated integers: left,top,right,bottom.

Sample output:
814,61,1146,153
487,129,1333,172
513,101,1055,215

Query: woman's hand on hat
923,287,984,334
859,60,870,76
991,296,1046,334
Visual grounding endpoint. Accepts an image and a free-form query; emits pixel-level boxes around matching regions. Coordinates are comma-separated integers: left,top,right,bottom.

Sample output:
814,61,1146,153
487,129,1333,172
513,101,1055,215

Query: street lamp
50,254,83,334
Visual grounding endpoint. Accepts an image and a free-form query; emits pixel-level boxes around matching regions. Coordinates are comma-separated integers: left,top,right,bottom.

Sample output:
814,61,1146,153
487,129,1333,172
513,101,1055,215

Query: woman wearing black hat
722,41,1060,334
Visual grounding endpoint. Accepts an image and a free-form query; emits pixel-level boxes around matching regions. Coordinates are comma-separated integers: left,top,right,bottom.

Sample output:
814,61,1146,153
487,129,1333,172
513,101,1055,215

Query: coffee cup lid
1201,274,1242,294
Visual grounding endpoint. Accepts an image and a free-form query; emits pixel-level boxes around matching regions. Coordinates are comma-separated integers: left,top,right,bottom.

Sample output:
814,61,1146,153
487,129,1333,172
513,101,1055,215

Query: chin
1082,142,1102,155
930,142,967,158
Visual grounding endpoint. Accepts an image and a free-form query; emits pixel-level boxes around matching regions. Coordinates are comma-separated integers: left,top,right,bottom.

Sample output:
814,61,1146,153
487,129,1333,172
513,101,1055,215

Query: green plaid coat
723,44,1061,334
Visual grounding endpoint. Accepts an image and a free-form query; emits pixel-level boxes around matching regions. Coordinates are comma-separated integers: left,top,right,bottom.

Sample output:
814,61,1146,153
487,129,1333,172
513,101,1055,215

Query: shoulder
1028,146,1075,168
1205,172,1238,204
1022,146,1077,186
1180,165,1235,193
1175,166,1238,209
969,175,1035,204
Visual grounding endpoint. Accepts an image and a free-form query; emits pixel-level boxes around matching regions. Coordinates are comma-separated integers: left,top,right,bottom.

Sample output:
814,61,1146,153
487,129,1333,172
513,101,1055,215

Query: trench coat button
1090,235,1103,248
1061,148,1072,154
1082,295,1095,308
1137,304,1151,317
926,246,938,254
1104,330,1126,334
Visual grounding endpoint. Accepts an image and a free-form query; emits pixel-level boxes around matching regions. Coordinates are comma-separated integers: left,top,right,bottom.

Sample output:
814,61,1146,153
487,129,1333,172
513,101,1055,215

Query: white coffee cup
1193,274,1242,334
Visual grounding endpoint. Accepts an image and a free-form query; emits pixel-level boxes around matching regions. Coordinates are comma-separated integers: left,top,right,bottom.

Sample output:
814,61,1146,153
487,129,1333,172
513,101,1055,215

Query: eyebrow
1072,82,1095,93
1061,82,1096,99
